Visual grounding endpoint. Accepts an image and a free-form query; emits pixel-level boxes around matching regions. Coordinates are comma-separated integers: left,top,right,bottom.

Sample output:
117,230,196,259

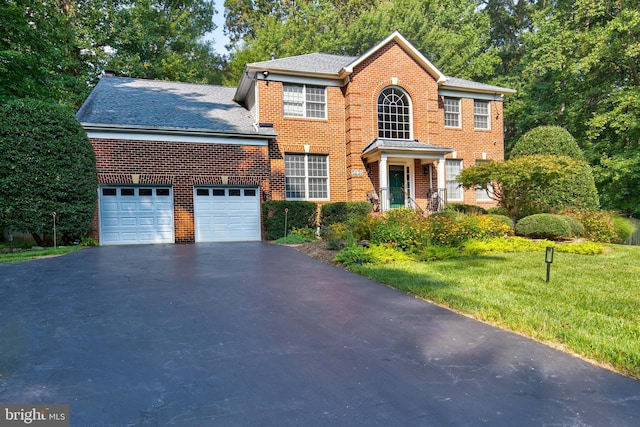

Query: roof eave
81,123,277,139
440,84,517,96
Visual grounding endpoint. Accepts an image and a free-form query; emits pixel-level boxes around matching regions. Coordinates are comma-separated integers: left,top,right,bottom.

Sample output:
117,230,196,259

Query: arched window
377,87,411,139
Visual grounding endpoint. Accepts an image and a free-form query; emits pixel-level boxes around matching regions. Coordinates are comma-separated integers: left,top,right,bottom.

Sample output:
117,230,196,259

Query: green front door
389,165,405,208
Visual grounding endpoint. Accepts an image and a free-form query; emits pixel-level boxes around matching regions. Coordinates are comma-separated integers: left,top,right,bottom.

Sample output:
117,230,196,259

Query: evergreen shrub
262,201,317,240
515,214,576,240
320,202,371,227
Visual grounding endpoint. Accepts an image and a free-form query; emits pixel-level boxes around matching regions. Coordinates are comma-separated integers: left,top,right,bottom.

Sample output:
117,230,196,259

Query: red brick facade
260,40,505,211
85,33,510,244
90,138,269,243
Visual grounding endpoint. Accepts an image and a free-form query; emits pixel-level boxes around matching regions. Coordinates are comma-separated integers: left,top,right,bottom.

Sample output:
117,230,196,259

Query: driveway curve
1,243,639,426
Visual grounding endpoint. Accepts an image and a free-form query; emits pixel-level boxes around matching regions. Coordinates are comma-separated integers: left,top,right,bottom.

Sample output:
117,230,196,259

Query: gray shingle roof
362,138,454,155
442,76,516,94
77,77,274,136
248,53,358,75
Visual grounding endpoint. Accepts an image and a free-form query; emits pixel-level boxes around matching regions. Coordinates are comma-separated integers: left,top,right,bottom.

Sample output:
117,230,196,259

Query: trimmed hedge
320,202,371,227
515,214,578,240
262,201,317,240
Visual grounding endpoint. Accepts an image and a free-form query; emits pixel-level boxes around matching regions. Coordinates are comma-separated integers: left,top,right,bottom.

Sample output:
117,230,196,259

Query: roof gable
343,31,446,83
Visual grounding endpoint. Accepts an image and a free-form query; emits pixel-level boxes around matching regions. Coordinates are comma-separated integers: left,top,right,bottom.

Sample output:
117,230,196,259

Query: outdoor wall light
545,246,554,283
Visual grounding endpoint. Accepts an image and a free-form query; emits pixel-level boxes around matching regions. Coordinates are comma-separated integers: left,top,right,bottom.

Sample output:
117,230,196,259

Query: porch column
437,157,446,193
379,154,389,211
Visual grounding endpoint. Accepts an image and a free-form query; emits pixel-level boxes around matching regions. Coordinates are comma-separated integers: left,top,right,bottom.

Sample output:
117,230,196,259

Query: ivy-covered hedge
319,202,371,227
0,99,97,245
262,201,317,240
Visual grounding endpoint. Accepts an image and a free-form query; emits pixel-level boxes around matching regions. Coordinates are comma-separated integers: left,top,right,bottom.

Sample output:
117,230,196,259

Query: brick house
77,32,514,245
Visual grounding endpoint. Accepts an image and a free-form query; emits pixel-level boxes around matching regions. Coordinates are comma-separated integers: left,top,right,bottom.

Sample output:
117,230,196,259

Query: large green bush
262,200,317,240
320,202,371,227
0,99,97,245
508,126,599,216
510,126,586,160
515,214,578,240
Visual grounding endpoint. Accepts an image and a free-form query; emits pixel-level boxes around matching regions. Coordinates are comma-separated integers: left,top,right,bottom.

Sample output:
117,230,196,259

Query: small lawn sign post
52,211,57,249
284,208,289,243
545,246,554,283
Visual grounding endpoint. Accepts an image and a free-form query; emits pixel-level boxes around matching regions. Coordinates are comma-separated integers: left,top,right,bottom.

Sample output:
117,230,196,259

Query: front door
389,165,405,208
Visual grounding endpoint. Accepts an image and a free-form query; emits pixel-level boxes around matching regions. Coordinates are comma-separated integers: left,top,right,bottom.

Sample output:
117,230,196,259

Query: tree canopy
457,155,594,223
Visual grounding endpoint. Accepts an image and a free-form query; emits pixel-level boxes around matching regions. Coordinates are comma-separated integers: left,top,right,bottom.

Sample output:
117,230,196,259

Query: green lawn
349,245,640,379
0,246,82,263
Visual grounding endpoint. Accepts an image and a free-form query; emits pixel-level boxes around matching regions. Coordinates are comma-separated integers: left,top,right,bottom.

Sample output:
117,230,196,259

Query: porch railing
370,187,446,214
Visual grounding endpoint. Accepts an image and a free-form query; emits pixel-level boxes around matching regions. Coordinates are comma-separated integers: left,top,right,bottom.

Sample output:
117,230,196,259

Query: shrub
510,126,586,160
560,209,623,243
334,244,412,267
262,201,317,240
369,209,429,250
508,126,599,216
426,212,480,246
476,215,514,238
463,237,605,256
320,202,371,227
487,206,510,216
334,245,372,266
445,203,487,215
413,245,466,261
273,233,315,244
348,214,381,241
562,216,585,238
515,214,575,240
290,227,317,240
0,99,98,245
613,216,635,243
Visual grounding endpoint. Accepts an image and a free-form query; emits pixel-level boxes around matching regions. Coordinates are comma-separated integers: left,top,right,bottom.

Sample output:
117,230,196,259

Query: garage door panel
194,187,260,242
99,187,174,245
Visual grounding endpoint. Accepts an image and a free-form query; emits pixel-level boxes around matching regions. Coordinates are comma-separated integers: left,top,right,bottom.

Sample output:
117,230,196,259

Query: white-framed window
446,159,463,201
285,154,329,200
444,97,461,128
474,100,490,130
377,87,412,139
283,84,326,118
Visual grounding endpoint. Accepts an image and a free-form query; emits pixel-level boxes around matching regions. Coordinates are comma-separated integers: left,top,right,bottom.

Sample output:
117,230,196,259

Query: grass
348,245,640,379
0,245,82,263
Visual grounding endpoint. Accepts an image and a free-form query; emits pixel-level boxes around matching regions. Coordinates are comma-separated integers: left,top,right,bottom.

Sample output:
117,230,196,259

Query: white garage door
99,186,174,245
194,187,261,242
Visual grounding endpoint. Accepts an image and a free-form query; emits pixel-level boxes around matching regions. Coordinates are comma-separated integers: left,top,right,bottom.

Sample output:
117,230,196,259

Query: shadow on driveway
1,243,639,426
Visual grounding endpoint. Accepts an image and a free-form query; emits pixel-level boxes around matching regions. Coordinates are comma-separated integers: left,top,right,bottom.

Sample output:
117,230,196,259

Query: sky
207,0,231,55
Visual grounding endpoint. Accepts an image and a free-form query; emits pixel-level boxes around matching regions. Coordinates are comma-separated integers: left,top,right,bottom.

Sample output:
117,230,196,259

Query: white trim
261,73,343,87
86,130,269,146
438,89,505,101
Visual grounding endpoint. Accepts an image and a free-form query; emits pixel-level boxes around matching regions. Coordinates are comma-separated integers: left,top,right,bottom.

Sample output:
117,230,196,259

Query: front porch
362,138,453,213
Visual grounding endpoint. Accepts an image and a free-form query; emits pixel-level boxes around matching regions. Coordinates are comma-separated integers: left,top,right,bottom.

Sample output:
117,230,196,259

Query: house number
351,169,364,176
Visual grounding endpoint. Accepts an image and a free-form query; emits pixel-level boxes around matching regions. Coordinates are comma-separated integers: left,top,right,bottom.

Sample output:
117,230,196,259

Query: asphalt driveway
1,243,639,426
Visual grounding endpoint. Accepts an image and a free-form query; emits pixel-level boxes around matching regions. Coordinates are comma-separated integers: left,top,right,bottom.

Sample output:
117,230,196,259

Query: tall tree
0,0,86,105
